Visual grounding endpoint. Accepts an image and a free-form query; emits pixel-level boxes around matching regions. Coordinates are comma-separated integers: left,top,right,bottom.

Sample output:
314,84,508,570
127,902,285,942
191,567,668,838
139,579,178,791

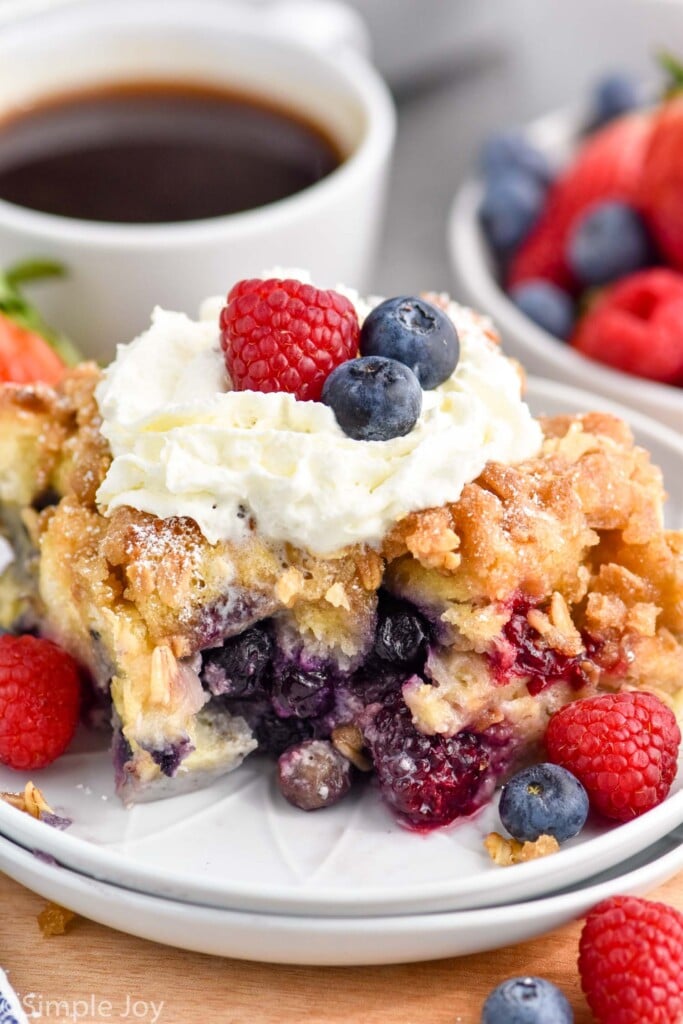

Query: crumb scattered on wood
37,902,77,937
484,831,560,866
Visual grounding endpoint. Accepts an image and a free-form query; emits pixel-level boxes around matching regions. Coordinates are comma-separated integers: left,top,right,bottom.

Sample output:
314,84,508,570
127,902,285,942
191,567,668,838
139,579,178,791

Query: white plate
448,111,683,432
1,826,682,965
0,380,681,918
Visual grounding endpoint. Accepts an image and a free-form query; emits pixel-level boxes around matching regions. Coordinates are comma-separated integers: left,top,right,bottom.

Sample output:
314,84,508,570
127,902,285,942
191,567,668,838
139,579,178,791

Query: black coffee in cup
0,81,342,223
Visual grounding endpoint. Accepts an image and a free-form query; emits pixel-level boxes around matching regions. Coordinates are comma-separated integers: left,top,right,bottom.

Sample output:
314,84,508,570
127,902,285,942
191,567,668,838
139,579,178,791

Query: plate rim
0,827,682,965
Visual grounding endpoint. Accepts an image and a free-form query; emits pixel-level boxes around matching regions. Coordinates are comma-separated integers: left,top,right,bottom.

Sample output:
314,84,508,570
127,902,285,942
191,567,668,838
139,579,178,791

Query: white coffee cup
0,0,395,360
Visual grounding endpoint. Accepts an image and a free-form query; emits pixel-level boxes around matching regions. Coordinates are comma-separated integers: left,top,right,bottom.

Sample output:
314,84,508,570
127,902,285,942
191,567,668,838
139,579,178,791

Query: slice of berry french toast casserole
0,272,681,829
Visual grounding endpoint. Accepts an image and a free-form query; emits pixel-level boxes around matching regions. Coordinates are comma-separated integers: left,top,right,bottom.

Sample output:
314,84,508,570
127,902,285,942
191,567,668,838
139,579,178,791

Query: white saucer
0,380,680,919
1,826,682,965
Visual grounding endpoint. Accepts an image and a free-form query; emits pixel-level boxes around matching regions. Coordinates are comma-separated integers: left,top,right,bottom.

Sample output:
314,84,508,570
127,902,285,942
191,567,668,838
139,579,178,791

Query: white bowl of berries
449,70,683,431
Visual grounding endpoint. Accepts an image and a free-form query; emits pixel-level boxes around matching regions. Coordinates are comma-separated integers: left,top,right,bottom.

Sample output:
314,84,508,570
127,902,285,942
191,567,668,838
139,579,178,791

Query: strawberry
0,260,79,386
638,56,683,269
0,314,65,386
508,115,652,291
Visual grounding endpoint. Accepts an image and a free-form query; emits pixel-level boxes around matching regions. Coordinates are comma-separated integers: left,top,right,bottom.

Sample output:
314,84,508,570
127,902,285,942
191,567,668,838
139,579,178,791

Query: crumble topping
37,903,77,937
1,781,53,819
484,831,561,865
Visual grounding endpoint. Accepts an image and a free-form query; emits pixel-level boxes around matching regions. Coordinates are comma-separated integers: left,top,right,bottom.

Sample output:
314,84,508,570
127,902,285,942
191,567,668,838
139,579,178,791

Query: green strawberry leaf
0,259,81,366
659,51,683,98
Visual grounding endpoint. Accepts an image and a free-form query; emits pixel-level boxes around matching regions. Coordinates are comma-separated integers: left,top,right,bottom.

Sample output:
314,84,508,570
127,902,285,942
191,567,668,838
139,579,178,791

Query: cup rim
0,1,396,248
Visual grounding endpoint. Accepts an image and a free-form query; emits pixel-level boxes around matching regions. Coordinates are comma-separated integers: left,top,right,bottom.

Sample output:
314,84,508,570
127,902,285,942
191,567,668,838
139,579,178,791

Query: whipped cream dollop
95,289,542,555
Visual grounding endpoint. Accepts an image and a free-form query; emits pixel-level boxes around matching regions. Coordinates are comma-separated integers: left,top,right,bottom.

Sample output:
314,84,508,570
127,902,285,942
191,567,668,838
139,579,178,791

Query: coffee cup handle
266,0,372,59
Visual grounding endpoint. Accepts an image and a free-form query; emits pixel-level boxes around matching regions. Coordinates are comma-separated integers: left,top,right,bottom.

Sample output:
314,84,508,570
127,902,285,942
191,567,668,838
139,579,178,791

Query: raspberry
579,895,683,1024
571,268,683,385
0,635,81,770
220,278,360,401
546,691,681,821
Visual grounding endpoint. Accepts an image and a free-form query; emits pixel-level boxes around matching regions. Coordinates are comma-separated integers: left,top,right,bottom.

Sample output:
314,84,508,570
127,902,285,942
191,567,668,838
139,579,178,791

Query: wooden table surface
0,870,682,1024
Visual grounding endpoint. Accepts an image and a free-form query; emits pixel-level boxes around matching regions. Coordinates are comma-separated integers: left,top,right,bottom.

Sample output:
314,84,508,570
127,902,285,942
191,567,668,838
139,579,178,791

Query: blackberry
350,658,406,704
362,693,513,829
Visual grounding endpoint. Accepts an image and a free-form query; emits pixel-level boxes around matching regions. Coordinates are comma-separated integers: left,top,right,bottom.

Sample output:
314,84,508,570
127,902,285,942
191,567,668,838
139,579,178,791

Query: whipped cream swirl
95,293,542,555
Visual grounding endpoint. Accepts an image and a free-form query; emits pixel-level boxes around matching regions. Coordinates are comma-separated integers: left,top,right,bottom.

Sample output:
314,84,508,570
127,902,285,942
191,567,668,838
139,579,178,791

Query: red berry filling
487,598,624,696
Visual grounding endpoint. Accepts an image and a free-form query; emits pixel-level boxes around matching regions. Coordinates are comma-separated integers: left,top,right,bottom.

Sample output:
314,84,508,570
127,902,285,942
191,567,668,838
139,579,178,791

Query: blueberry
272,663,334,719
509,280,575,340
567,201,651,287
480,130,553,187
499,763,589,843
201,623,273,698
351,660,406,704
147,739,194,778
253,708,313,757
480,170,545,254
374,597,427,665
278,739,352,811
223,698,314,757
322,356,422,442
481,976,573,1024
588,72,642,131
359,297,459,389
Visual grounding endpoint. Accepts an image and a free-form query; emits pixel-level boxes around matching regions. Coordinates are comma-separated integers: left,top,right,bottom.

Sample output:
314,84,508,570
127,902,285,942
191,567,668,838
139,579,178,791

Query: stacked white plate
0,379,682,966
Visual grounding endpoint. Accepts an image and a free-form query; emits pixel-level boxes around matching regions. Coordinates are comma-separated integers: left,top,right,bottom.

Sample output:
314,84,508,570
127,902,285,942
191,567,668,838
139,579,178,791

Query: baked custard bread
1,278,681,828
